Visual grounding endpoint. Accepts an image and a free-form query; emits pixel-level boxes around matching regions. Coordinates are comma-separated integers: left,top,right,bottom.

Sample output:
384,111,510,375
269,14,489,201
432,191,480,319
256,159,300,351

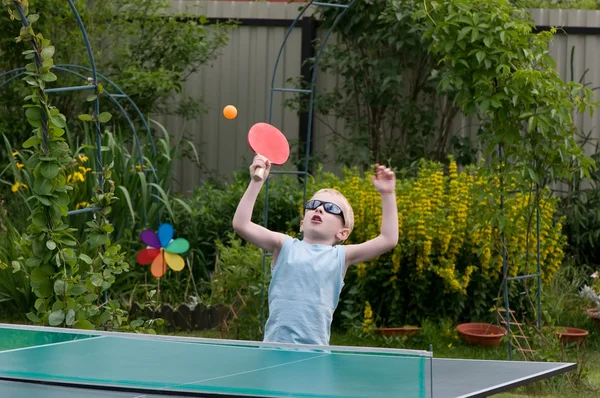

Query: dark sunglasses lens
305,200,320,209
324,202,341,214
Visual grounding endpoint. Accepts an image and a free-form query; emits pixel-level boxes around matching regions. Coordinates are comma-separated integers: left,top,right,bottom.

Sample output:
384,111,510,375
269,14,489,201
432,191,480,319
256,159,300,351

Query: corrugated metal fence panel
156,1,310,194
160,3,600,194
531,9,600,157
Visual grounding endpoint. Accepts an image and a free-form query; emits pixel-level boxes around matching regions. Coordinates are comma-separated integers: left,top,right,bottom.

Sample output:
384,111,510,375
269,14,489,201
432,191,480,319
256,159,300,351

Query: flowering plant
580,272,600,311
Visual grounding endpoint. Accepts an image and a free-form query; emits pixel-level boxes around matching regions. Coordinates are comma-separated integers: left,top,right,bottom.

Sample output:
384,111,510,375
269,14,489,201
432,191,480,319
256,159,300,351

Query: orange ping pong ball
223,105,237,119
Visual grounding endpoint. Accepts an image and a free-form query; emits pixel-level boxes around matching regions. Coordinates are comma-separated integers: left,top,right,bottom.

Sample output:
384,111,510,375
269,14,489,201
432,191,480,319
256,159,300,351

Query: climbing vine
3,0,153,331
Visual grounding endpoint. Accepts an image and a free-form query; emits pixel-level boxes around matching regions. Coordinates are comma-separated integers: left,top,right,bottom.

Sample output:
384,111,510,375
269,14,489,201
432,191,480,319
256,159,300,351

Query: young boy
232,155,398,346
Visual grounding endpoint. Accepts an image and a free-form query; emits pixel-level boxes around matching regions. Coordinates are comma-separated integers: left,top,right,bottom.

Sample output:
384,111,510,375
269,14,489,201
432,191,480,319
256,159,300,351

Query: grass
170,318,600,398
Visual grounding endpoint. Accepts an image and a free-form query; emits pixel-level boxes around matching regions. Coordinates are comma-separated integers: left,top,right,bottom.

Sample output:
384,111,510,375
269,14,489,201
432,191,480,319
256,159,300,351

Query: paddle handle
253,166,265,181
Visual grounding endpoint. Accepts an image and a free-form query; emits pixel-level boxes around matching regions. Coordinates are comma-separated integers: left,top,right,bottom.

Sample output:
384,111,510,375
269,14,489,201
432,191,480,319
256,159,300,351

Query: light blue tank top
263,236,346,346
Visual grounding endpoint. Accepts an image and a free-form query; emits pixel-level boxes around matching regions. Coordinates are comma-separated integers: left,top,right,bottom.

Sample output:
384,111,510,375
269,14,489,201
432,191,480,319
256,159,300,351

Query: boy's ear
299,219,303,232
337,227,350,242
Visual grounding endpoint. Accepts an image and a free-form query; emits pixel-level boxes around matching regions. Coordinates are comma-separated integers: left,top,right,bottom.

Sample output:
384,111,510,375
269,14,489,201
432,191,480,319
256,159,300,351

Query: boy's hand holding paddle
247,122,289,181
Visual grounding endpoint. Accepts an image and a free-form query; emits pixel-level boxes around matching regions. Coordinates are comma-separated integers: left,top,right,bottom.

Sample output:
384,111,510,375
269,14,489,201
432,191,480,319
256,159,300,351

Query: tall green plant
0,0,234,146
286,0,472,170
0,201,34,320
395,0,598,321
409,0,597,189
2,1,143,331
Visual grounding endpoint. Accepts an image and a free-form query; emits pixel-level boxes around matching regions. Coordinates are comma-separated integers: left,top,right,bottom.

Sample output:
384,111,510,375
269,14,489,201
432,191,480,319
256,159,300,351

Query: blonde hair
312,188,354,235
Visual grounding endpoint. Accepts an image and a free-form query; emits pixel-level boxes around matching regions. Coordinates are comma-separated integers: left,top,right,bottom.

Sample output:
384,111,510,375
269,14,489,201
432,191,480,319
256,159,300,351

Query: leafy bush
0,202,34,320
286,0,469,170
303,159,566,329
208,233,268,340
171,173,304,285
0,0,234,146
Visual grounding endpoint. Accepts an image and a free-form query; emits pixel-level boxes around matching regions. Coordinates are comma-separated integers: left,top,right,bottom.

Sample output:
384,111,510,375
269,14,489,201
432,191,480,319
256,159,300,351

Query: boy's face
301,192,349,243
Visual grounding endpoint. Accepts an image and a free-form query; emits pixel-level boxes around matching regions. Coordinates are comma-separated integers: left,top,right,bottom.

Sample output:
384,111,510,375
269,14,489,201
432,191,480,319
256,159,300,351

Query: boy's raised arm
232,156,286,253
344,165,398,268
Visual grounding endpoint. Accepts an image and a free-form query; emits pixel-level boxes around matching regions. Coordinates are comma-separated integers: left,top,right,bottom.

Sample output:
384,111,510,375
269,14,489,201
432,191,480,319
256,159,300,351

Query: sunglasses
304,200,345,225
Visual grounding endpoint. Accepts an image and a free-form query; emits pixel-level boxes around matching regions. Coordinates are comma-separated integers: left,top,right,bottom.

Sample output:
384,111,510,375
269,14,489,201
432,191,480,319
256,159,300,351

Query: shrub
305,160,566,329
171,173,304,284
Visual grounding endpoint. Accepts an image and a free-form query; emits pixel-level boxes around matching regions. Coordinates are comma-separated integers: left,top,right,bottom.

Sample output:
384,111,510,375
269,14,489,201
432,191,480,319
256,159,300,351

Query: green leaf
74,320,94,330
11,261,21,273
476,51,485,64
33,178,53,196
78,114,93,121
79,254,93,265
65,309,76,326
46,240,56,251
97,112,112,123
27,14,40,23
99,311,111,324
70,284,87,296
26,312,41,323
40,163,59,179
34,298,45,311
54,279,67,295
87,94,97,102
25,257,42,268
63,248,77,267
130,319,144,328
36,195,52,206
41,46,55,60
40,72,57,82
49,114,66,128
88,234,108,249
23,136,41,148
90,274,103,287
117,186,136,224
52,192,70,207
25,106,42,120
30,267,48,283
457,26,472,41
48,310,65,326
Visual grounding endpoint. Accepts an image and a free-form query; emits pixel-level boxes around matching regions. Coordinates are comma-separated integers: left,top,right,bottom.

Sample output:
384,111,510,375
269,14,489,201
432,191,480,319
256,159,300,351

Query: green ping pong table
0,323,575,397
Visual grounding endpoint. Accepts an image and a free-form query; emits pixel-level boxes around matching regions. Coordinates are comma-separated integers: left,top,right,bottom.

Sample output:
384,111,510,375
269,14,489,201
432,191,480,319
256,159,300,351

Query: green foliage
0,0,234,145
2,1,151,332
558,149,600,271
0,202,34,320
208,233,269,340
286,0,471,170
309,161,566,329
411,0,597,190
171,173,303,283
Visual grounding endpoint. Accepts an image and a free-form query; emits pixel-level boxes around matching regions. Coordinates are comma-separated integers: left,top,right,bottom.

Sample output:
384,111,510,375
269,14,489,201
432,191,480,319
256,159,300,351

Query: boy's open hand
371,164,396,194
250,155,270,181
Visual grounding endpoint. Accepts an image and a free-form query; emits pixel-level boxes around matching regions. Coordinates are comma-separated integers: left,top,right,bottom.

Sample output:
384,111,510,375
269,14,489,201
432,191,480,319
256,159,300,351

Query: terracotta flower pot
375,326,421,337
456,323,507,347
552,326,589,345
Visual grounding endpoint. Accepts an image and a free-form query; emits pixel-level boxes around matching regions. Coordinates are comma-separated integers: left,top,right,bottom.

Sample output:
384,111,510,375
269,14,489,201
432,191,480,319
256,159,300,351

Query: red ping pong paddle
247,122,290,181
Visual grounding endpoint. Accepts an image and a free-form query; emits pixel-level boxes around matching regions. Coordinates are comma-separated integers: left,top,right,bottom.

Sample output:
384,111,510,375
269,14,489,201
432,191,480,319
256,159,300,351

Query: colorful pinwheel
136,223,189,278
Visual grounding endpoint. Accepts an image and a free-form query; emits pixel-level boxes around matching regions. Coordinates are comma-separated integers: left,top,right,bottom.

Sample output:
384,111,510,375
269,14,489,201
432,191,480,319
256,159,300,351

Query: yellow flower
16,163,24,170
78,154,89,163
68,172,85,183
11,181,27,192
12,151,18,157
78,166,91,173
357,263,367,278
75,201,89,209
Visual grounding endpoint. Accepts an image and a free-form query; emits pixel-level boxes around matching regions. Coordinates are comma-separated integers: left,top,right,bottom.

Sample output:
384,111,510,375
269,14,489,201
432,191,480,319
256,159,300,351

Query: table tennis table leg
429,344,434,398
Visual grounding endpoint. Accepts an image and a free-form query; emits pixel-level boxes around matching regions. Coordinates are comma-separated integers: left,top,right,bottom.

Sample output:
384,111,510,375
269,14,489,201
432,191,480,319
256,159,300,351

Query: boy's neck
302,235,337,246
